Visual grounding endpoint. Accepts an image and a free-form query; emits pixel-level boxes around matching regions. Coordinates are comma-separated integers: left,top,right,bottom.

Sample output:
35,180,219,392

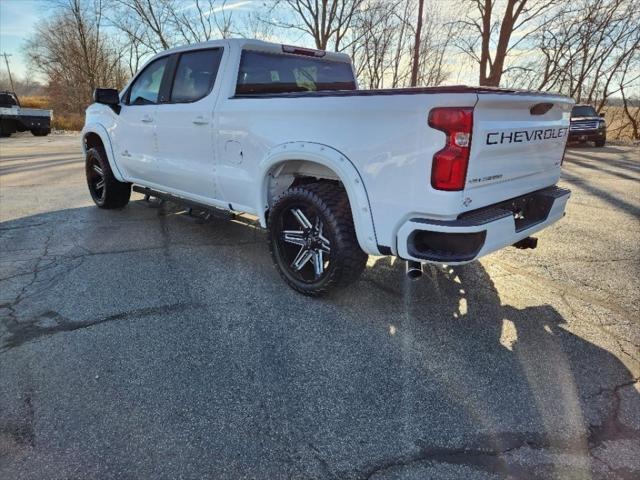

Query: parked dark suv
569,104,606,147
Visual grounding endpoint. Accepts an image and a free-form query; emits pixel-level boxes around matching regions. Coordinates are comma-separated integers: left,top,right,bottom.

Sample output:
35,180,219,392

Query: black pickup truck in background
0,91,52,137
568,104,606,147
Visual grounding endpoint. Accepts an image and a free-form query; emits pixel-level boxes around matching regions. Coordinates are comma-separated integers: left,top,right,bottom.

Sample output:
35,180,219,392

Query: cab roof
162,38,352,63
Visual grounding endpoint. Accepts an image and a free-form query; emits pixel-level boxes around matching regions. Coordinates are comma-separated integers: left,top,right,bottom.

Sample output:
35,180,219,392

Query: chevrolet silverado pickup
82,39,572,296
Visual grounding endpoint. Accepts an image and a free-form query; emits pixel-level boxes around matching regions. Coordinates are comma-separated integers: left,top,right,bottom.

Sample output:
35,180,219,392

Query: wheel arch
81,124,126,182
257,142,379,255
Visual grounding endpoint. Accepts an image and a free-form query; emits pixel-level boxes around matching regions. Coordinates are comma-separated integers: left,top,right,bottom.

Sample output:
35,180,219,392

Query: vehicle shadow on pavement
1,202,638,479
346,257,640,477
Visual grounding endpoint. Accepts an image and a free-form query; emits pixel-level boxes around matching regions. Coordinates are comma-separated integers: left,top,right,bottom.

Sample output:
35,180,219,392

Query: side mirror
599,112,605,118
94,88,120,106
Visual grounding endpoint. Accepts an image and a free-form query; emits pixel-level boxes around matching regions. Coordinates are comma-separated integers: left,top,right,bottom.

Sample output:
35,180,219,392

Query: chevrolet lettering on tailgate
486,127,568,145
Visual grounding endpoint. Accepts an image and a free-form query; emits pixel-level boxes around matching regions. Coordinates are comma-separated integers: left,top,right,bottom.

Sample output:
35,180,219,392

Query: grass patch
19,95,51,109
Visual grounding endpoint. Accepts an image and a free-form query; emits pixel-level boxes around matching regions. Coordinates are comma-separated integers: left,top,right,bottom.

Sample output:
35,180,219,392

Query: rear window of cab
236,50,356,95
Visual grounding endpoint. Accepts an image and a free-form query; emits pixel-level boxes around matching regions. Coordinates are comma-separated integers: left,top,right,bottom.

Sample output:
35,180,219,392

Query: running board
132,186,235,220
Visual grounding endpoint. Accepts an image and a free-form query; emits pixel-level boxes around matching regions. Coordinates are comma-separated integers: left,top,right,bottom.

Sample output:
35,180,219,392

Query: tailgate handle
530,103,554,115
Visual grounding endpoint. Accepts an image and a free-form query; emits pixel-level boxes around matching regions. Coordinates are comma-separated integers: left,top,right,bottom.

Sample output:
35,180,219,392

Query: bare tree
238,9,276,41
620,84,639,140
0,71,45,97
24,0,126,113
349,0,400,88
534,0,639,109
409,0,424,87
269,0,364,51
454,0,558,86
351,0,451,89
107,0,239,75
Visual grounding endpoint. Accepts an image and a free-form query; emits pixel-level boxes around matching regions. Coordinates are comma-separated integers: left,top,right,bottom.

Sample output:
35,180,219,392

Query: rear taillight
428,107,473,191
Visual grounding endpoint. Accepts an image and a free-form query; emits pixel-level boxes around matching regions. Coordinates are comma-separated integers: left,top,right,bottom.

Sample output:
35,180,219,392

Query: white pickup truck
82,39,572,295
0,91,52,137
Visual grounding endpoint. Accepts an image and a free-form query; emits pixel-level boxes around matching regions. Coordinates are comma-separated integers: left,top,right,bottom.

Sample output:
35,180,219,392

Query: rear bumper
396,185,571,263
0,114,51,132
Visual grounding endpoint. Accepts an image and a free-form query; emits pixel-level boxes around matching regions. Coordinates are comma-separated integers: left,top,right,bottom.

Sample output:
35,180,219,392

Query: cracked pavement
0,133,638,479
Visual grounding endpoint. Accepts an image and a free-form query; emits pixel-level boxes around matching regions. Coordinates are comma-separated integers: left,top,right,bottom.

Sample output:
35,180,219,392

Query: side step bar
132,186,235,220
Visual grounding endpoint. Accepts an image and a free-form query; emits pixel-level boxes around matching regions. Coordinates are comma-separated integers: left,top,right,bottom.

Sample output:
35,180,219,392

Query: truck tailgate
465,93,573,209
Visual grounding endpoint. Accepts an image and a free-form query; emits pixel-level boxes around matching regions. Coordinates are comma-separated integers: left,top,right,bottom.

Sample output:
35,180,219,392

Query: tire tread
86,147,131,209
268,181,367,296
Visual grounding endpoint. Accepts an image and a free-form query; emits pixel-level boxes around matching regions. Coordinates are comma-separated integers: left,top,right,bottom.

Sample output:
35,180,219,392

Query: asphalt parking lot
1,133,638,479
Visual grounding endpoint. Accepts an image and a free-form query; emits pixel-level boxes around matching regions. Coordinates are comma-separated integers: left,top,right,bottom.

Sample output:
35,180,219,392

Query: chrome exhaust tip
406,261,423,280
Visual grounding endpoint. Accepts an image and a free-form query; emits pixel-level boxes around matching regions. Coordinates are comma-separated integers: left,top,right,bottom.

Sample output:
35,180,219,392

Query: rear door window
236,50,356,95
170,49,223,103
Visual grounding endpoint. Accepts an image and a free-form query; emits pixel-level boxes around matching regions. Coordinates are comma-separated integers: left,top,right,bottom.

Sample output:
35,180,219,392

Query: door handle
141,115,153,123
192,116,209,125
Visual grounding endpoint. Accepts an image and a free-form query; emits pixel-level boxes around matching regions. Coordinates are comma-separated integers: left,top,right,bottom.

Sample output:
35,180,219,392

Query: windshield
236,50,356,95
571,105,598,117
0,92,18,108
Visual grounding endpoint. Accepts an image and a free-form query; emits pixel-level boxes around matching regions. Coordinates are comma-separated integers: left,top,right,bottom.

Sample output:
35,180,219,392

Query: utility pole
2,53,15,92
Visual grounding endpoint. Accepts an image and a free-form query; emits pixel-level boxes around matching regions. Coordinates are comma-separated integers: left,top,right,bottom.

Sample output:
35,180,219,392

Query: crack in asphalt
580,301,640,364
352,375,640,480
0,239,264,281
354,433,561,480
0,222,48,232
587,377,640,447
307,442,339,480
0,208,264,354
0,302,198,353
0,390,35,448
495,259,636,319
0,237,264,259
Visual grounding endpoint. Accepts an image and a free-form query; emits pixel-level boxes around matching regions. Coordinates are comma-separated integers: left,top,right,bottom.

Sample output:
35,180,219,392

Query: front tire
31,129,50,137
85,147,131,209
595,138,606,147
268,182,368,296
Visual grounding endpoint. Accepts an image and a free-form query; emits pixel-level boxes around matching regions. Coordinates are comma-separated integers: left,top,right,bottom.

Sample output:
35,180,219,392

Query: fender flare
257,141,379,255
81,123,126,182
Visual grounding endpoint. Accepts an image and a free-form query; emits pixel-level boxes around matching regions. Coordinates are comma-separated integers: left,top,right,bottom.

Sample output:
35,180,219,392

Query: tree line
5,0,638,138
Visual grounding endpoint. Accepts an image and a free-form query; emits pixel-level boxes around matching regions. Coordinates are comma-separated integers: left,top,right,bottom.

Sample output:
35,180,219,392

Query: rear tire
268,182,368,296
85,147,131,209
31,129,50,137
594,138,605,147
0,121,11,137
